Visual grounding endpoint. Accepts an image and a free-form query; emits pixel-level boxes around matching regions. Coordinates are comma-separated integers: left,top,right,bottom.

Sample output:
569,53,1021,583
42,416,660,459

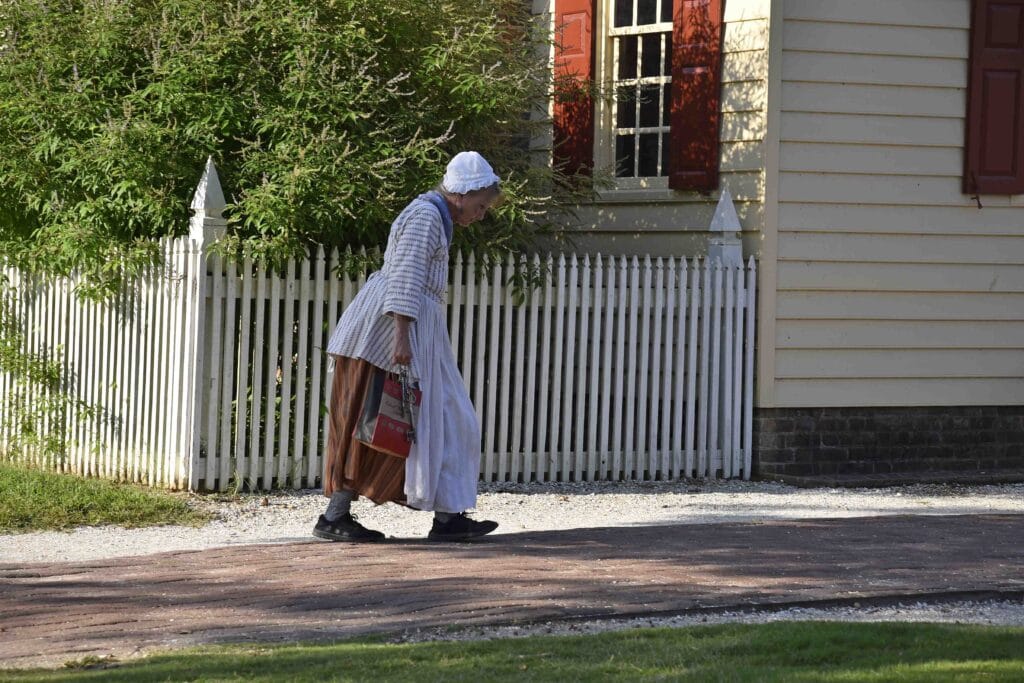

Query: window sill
594,186,713,204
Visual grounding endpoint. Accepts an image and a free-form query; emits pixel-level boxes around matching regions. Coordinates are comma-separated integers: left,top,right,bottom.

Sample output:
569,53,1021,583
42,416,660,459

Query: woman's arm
392,314,413,366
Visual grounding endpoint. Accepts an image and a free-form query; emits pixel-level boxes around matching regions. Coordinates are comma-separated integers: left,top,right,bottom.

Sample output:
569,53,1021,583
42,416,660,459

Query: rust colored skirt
323,355,407,505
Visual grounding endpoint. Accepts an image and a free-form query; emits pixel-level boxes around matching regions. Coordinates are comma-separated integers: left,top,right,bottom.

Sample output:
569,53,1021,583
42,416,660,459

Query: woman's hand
392,314,413,366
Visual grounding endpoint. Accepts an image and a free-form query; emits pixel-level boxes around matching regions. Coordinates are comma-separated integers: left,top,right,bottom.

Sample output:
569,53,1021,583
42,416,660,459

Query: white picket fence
1,238,756,491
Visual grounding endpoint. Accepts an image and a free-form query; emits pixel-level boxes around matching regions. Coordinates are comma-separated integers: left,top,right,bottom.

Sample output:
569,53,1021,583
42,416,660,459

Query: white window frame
595,0,673,191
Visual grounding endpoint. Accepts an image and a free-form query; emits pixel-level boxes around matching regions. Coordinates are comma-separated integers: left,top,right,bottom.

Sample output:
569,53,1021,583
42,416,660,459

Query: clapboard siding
724,16,771,53
774,378,1024,407
777,292,1024,321
778,203,1024,235
777,262,1024,293
578,197,765,232
783,0,969,29
722,82,768,115
721,112,767,142
779,143,962,177
777,320,1024,350
783,20,967,59
780,114,962,148
764,0,1021,408
721,140,766,172
723,49,769,84
778,233,1024,264
726,0,771,22
776,349,1024,379
782,83,966,118
569,231,764,259
778,173,1017,207
783,52,966,88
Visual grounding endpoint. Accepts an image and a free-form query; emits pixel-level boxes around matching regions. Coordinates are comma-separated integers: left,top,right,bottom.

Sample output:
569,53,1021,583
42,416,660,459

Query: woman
314,151,501,542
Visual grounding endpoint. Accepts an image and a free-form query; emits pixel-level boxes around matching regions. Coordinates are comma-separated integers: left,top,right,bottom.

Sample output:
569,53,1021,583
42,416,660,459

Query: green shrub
0,0,587,285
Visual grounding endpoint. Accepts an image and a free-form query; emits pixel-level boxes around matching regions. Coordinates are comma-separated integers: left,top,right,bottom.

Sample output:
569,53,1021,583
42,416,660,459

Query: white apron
403,295,481,513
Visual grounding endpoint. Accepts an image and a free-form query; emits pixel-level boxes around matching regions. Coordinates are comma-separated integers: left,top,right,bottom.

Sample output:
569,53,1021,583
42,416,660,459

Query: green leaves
0,0,587,276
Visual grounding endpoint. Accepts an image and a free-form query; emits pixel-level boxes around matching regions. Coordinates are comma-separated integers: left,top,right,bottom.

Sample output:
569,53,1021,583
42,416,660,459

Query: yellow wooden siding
578,198,765,233
775,378,1024,407
779,115,961,148
778,321,1024,350
783,0,968,28
780,142,961,176
782,52,966,89
783,20,967,58
781,83,965,118
778,233,1024,264
774,0,1023,409
778,262,1024,293
567,231,764,257
778,203,1024,235
777,291,1024,321
776,349,1024,379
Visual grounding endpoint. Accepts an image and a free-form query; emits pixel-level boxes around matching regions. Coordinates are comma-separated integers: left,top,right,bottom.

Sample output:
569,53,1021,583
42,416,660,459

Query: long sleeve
382,206,441,321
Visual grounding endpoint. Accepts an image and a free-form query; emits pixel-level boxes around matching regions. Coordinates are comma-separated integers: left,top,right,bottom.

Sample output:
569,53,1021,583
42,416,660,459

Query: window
610,0,674,179
553,0,724,192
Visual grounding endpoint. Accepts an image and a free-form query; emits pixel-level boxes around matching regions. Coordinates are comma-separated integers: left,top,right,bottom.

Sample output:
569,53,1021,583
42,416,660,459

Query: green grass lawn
0,462,209,532
2,622,1022,682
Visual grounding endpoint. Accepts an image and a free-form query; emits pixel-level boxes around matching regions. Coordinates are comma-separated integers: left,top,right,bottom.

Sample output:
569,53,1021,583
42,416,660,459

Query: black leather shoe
427,513,498,542
312,513,385,542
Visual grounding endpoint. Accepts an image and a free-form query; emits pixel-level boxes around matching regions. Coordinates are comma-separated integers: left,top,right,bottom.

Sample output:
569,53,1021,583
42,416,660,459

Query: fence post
707,187,743,478
186,157,227,490
707,187,743,268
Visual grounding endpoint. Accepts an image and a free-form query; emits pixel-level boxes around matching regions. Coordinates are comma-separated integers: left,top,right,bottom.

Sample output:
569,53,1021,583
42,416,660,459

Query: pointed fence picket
1,241,757,490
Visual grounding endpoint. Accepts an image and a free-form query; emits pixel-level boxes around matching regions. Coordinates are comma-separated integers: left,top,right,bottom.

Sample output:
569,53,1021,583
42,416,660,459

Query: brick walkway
2,514,1023,669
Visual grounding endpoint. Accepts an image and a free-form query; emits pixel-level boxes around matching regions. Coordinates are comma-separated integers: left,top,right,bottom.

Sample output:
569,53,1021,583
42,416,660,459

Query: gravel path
3,479,1023,640
3,479,1023,565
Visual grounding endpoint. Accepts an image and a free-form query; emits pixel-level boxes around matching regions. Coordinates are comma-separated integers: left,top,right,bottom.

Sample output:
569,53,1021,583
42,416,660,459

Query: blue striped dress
326,193,481,513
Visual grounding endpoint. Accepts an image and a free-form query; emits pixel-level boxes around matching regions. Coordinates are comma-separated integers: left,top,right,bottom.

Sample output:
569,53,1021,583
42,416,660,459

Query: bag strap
396,365,416,444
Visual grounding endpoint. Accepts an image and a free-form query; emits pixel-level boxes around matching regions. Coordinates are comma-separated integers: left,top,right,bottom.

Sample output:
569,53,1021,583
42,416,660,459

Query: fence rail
2,239,756,491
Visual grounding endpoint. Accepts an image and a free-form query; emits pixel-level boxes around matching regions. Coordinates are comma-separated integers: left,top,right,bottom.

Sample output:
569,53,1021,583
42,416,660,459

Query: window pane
661,0,673,23
638,134,660,176
639,84,660,127
616,85,637,128
616,135,636,177
663,33,672,75
614,0,632,27
617,36,637,80
641,34,661,78
637,0,657,25
662,84,671,126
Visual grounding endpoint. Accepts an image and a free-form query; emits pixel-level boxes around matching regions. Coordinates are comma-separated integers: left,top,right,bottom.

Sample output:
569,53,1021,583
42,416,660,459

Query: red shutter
964,0,1024,195
553,0,595,176
668,0,724,192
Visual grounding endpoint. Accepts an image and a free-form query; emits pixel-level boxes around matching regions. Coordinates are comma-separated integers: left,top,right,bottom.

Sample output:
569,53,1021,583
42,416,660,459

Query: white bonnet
441,151,500,194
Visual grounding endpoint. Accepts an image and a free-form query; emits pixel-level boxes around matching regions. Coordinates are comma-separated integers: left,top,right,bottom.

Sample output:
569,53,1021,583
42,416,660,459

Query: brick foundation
754,406,1024,486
